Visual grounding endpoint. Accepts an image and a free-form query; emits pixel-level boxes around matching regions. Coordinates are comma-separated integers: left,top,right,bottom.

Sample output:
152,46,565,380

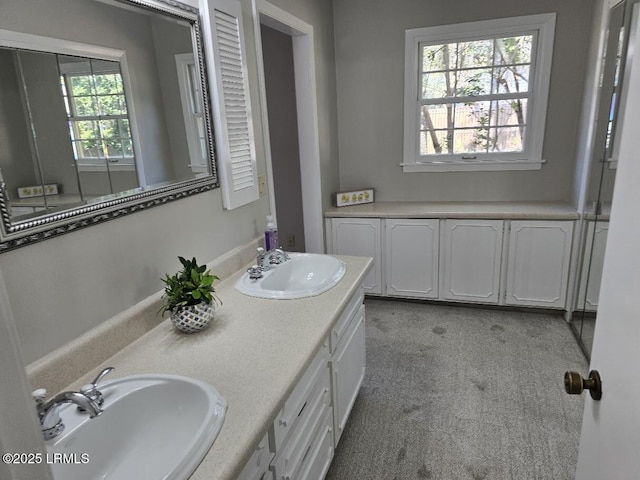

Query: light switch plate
258,174,267,197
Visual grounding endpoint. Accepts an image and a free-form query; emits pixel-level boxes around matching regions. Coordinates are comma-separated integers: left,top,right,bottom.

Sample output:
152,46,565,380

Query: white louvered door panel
207,0,259,209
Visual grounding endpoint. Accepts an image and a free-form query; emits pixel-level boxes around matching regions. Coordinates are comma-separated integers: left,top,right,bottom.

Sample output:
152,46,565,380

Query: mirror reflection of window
58,58,136,171
175,53,208,175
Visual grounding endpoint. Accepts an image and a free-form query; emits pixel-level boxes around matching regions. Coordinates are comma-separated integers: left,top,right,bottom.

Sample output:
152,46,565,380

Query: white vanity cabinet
329,218,382,294
270,342,331,480
576,221,609,311
330,303,366,447
385,219,439,299
238,285,367,480
237,432,274,480
504,221,574,308
440,219,504,304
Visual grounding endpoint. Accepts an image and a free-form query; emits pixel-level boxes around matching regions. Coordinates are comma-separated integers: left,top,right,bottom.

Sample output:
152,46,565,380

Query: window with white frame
59,59,135,171
175,53,209,174
403,14,556,172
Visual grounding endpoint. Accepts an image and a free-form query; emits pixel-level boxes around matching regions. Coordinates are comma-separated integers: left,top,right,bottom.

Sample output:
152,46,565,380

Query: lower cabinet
331,304,366,447
440,219,504,304
329,218,382,294
327,217,576,310
505,221,574,308
385,219,439,299
239,287,366,480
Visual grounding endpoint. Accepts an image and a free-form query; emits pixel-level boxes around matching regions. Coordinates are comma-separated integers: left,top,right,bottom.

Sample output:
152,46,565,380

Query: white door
575,4,640,476
330,218,382,294
385,219,439,298
440,219,503,303
504,220,573,309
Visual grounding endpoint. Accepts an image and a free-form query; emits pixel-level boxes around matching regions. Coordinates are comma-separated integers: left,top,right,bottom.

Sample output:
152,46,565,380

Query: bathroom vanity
29,249,372,480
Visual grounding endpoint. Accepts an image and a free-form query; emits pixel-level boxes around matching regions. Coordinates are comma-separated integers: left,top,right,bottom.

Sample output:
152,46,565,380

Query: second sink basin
235,253,346,299
46,374,227,480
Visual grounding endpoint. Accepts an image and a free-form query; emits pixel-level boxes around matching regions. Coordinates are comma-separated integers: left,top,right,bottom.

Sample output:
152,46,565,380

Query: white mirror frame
0,0,218,253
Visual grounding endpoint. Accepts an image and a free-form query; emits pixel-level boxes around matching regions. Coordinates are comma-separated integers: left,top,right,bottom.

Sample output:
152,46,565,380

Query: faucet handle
88,366,115,387
78,366,114,411
32,389,47,408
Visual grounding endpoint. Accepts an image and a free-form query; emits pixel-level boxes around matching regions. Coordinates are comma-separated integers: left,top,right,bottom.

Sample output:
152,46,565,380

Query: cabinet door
505,220,574,308
385,219,439,298
331,305,365,447
330,218,382,294
441,219,503,304
576,221,609,311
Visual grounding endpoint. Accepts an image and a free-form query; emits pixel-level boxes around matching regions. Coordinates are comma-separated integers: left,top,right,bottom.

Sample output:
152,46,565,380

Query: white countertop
64,255,373,480
324,201,580,220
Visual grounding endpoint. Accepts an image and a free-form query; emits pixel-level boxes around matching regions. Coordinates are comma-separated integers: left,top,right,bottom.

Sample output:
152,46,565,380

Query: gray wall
333,0,595,203
265,0,340,210
151,16,196,182
0,50,40,195
20,51,81,195
261,25,305,252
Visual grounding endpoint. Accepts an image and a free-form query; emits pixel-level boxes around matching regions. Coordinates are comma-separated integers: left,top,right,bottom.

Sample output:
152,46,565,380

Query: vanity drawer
272,341,329,451
330,288,364,354
297,407,334,480
271,368,331,480
237,432,273,480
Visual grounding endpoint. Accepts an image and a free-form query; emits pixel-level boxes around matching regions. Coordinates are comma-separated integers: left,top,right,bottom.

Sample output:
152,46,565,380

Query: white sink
235,253,346,299
46,374,227,480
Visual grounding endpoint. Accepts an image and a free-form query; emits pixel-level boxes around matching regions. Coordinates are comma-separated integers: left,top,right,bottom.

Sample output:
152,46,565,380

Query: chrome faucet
33,389,102,440
268,248,290,265
248,247,290,280
78,366,114,412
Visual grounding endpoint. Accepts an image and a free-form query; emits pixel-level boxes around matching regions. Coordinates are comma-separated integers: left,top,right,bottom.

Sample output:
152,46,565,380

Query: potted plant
161,256,221,333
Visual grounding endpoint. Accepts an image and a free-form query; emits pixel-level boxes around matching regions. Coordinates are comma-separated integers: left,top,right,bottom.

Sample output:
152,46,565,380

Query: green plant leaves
159,256,221,315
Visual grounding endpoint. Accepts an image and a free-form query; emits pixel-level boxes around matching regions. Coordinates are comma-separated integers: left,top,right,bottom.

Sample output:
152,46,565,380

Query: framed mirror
0,0,218,252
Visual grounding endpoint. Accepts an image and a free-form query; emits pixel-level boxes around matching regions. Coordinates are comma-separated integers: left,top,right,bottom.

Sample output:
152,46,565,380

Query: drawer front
272,369,331,480
237,432,273,480
298,408,334,480
330,288,364,354
272,342,329,451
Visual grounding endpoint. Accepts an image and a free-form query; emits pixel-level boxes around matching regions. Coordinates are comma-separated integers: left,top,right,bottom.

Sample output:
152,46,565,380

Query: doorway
259,25,305,252
252,0,324,254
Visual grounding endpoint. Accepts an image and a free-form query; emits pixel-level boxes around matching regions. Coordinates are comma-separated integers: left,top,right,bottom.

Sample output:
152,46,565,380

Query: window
175,53,209,174
59,59,135,171
403,14,556,172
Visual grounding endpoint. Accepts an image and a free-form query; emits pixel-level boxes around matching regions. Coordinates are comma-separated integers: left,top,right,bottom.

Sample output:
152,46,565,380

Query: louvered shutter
207,0,259,209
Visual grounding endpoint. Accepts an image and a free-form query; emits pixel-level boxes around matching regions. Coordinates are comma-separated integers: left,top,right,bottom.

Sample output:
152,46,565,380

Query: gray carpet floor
325,299,588,480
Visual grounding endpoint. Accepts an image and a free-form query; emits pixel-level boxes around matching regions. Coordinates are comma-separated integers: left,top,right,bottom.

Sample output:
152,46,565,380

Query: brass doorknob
564,370,602,401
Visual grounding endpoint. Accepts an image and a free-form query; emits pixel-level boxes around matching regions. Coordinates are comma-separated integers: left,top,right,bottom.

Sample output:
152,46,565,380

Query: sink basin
235,253,346,299
46,374,227,480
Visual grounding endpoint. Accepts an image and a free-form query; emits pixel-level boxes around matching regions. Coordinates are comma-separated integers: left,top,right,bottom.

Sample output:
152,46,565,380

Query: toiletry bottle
265,215,278,250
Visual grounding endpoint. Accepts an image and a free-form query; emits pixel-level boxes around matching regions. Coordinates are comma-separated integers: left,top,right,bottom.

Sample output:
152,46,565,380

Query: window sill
76,163,136,173
401,159,545,173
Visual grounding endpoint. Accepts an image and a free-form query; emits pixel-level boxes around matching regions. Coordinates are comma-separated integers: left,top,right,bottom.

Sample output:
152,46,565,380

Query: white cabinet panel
576,221,609,311
385,219,439,298
441,220,504,303
331,305,365,447
237,432,273,480
505,221,574,308
330,218,382,294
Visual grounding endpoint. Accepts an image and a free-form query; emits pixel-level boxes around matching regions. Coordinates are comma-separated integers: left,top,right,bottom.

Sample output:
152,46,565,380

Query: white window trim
175,53,210,174
402,13,556,172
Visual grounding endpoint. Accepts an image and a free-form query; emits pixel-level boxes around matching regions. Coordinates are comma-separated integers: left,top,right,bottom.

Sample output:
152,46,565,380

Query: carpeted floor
326,299,588,480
